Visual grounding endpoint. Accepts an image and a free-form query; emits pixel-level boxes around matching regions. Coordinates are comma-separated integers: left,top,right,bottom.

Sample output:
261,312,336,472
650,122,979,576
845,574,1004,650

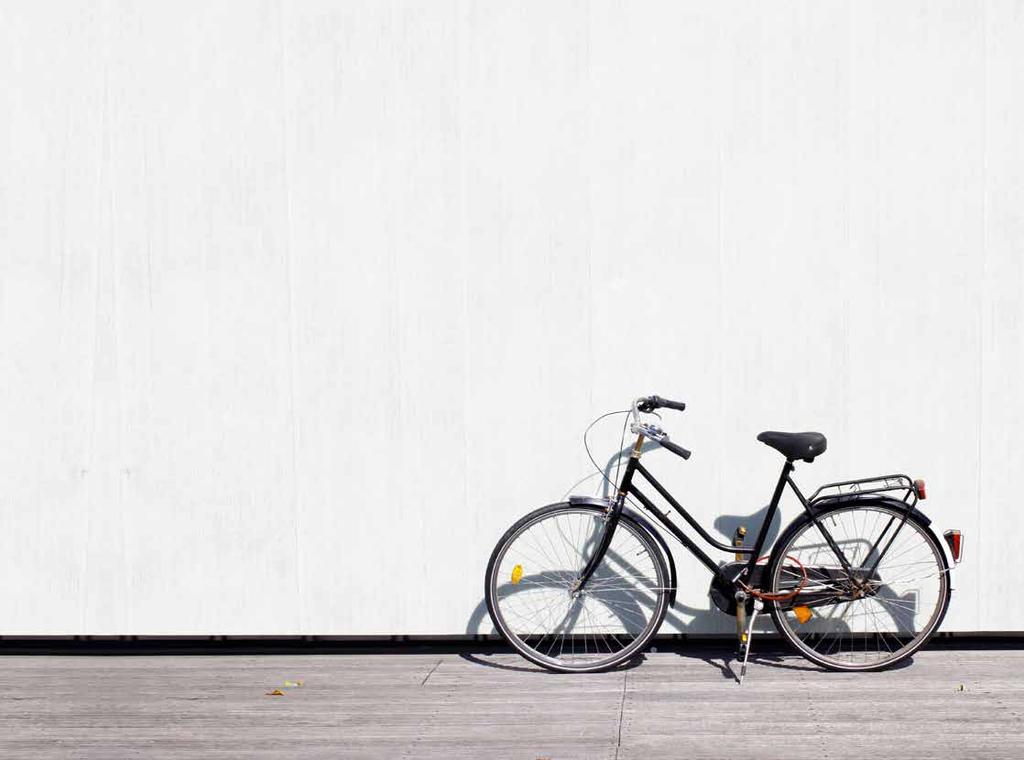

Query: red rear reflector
914,478,927,499
943,530,962,563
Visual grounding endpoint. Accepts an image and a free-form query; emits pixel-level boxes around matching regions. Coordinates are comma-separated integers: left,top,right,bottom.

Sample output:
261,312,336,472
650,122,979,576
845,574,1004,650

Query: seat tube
741,459,794,580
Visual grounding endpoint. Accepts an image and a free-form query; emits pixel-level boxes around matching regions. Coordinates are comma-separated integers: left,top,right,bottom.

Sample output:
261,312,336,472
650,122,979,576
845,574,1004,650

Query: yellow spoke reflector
793,605,813,624
511,564,523,584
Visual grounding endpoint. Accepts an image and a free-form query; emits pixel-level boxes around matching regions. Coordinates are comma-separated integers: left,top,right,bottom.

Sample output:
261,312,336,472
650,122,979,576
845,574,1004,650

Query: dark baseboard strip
0,631,1019,656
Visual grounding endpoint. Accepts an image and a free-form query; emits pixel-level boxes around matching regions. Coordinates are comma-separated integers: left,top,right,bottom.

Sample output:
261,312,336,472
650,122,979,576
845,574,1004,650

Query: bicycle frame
576,432,921,595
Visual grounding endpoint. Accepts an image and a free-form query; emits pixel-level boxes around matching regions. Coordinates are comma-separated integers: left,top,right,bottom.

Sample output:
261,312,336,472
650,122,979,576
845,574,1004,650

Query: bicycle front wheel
485,503,670,673
768,505,951,671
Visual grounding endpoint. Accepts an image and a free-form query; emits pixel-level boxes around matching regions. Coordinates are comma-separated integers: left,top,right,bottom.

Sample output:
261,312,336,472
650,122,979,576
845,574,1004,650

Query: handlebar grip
659,437,692,460
650,395,686,412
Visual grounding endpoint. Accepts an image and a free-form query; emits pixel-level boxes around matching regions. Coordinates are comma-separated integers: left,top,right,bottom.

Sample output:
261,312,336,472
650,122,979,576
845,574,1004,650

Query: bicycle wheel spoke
488,506,668,671
771,505,948,670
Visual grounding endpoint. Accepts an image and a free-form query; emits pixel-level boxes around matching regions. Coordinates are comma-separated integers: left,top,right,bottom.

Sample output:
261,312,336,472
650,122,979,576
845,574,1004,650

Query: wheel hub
839,574,879,600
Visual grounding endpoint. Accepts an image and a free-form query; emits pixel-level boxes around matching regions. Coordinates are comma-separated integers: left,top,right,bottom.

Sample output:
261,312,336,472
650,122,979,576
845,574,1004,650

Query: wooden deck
1,647,1021,758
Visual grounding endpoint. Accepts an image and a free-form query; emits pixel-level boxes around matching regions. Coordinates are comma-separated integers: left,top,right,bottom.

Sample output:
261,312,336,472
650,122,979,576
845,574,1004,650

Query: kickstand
738,599,763,685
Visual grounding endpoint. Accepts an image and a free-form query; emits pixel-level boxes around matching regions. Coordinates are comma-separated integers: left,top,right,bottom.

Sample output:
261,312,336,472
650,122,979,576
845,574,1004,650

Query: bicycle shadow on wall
462,441,786,671
464,442,923,675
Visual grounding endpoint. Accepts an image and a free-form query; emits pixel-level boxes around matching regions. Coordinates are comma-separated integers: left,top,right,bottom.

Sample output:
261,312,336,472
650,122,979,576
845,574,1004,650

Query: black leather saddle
757,431,827,462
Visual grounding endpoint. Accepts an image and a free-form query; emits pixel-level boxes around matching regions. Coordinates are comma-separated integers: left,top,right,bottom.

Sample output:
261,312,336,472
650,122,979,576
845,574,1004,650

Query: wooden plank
0,650,1021,758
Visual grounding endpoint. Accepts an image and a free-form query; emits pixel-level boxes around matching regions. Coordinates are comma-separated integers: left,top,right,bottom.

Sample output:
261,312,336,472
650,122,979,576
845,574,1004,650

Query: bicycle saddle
757,431,827,462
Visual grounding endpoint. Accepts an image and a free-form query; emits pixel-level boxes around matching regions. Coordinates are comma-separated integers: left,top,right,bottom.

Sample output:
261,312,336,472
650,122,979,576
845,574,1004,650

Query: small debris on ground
266,689,285,697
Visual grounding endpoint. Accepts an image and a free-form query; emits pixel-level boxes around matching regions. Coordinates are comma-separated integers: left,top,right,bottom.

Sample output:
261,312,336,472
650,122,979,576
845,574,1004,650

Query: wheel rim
771,506,948,670
489,507,668,671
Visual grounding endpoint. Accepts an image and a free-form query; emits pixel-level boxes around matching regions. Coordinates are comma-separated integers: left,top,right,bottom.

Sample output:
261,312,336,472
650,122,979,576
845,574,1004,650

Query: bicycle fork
573,434,644,593
571,502,623,593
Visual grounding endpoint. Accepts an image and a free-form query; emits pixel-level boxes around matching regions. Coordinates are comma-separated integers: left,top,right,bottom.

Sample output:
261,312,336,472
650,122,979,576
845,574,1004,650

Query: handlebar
659,438,692,460
637,395,686,413
631,394,692,460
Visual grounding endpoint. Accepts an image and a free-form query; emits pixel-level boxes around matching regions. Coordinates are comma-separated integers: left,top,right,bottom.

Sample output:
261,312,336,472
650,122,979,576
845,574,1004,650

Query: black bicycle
485,395,963,677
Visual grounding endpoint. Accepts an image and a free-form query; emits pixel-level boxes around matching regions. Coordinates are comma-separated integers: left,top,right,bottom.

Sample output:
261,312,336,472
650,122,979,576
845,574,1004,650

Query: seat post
741,459,795,579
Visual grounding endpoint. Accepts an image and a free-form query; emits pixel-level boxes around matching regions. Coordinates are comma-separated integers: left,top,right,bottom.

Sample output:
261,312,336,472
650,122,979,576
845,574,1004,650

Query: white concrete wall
1,1,1021,635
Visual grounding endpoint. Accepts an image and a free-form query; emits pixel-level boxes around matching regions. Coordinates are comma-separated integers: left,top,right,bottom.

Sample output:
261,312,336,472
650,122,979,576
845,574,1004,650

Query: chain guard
708,562,763,615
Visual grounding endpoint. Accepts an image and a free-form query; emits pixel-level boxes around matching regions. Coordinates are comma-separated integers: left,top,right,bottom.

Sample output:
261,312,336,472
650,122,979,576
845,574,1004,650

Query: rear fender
808,493,931,526
780,494,952,578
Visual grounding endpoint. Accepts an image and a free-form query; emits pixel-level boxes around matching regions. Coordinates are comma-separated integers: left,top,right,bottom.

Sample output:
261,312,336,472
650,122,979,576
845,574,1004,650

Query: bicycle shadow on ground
459,650,647,674
672,630,919,683
674,645,817,681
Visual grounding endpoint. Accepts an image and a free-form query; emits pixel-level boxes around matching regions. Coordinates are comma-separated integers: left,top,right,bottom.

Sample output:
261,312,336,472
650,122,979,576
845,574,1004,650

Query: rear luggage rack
808,474,919,508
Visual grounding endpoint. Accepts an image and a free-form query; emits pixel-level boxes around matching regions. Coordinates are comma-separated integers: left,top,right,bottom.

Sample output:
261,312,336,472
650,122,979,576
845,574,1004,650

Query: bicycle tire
485,502,671,673
767,503,951,672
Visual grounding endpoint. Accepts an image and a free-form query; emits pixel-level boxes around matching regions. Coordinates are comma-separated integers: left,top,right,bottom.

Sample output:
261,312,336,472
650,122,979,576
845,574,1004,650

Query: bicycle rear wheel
485,503,670,673
767,505,950,671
